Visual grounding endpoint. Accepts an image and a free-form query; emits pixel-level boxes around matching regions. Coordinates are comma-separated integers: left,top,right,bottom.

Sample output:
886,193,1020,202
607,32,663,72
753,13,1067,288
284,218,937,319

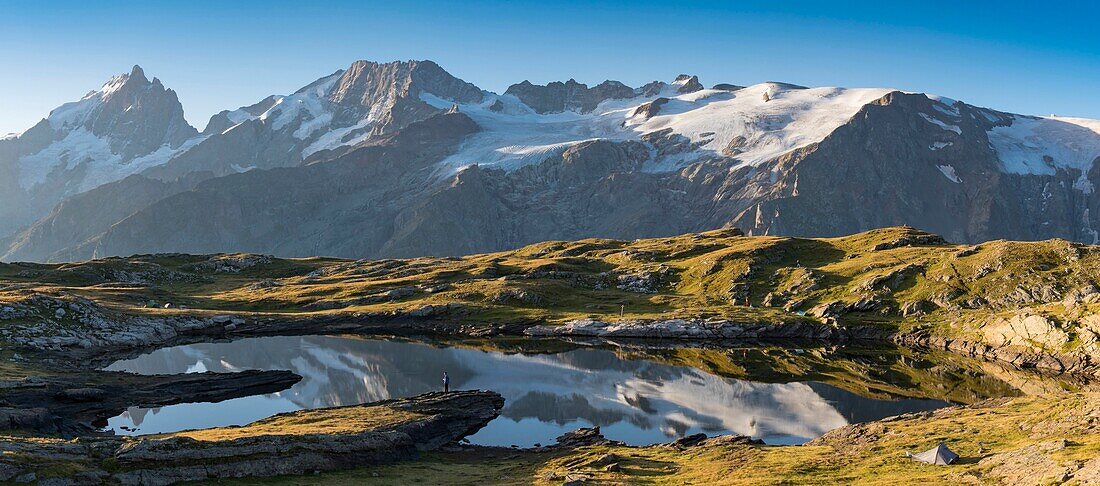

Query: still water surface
105,335,952,446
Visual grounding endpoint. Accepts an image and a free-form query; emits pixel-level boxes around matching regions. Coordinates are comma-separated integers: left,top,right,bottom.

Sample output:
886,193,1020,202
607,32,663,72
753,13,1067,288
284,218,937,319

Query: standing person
442,371,450,393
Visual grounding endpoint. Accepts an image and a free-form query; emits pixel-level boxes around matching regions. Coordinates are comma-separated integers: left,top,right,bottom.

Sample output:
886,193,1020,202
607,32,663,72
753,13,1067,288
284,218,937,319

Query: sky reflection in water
105,336,949,446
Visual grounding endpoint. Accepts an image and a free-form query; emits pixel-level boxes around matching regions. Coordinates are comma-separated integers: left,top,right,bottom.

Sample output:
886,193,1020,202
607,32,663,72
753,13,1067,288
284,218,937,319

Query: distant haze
1,0,1099,134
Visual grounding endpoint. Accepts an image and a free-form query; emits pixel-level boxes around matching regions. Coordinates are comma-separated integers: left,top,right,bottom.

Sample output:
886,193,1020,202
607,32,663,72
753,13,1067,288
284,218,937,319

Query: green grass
197,391,1100,485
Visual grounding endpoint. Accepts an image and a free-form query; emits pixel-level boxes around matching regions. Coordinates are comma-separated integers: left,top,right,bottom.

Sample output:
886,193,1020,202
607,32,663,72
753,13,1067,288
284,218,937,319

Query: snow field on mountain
18,130,206,192
988,115,1100,175
428,83,894,176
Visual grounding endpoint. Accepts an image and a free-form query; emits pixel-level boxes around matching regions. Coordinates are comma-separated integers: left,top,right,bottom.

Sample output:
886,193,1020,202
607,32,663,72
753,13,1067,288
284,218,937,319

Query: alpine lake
102,334,1035,447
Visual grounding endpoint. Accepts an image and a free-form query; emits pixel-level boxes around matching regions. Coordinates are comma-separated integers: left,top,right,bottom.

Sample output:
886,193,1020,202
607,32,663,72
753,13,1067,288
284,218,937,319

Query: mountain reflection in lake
104,335,951,446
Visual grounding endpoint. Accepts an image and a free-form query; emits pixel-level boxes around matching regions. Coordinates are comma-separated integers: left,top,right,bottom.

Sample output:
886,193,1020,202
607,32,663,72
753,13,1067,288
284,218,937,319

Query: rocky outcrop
505,79,635,114
712,83,744,91
329,60,483,134
524,317,892,341
0,370,300,436
975,439,1085,485
672,74,703,93
0,390,504,485
982,313,1073,352
893,325,1100,377
631,97,669,120
521,311,1100,377
31,65,197,160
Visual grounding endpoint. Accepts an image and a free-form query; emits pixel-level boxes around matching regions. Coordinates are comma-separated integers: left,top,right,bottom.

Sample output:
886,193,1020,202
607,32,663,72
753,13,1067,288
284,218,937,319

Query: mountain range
2,60,1099,262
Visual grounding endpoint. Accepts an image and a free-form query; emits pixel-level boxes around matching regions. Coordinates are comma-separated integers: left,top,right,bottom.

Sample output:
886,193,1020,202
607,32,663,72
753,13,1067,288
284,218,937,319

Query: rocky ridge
0,390,504,485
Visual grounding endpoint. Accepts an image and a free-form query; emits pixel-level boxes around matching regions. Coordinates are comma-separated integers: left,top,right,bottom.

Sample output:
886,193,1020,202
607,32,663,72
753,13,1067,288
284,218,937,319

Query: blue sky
2,0,1098,134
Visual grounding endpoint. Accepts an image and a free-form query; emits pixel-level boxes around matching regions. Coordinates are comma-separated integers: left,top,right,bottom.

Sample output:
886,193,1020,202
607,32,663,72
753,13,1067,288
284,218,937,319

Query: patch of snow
221,122,247,135
930,141,952,151
293,112,333,140
988,115,1100,175
937,164,961,183
17,128,113,189
259,72,341,133
230,164,256,173
924,94,957,106
671,76,692,87
923,94,962,118
635,84,894,169
933,104,955,118
932,103,960,118
1074,171,1095,195
977,109,1004,124
46,73,132,130
420,92,458,110
919,113,962,134
301,117,373,157
225,109,256,125
1083,209,1099,244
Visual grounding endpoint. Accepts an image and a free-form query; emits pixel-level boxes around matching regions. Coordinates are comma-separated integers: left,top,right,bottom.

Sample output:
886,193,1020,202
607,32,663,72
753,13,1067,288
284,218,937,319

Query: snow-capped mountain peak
205,60,486,159
0,65,201,236
46,65,168,133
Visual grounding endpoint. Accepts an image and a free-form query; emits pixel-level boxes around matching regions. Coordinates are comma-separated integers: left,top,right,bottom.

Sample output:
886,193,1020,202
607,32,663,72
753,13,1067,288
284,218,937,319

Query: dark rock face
673,74,703,93
638,80,667,96
504,79,634,114
329,59,483,132
631,97,669,120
